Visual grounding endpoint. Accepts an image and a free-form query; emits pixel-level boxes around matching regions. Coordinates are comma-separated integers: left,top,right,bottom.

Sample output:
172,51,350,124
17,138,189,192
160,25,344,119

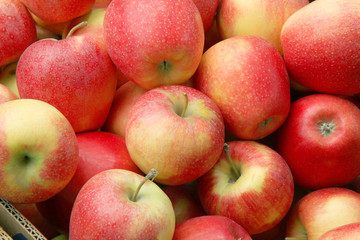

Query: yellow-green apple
0,99,78,204
104,0,204,89
37,130,142,234
102,81,148,138
276,94,360,189
285,187,360,240
193,35,290,140
173,215,252,240
319,222,360,240
217,0,308,54
69,169,176,239
16,26,118,133
192,0,219,32
197,141,294,235
125,85,225,185
20,0,95,24
281,0,360,94
162,184,206,225
0,61,19,97
0,0,37,67
0,83,17,104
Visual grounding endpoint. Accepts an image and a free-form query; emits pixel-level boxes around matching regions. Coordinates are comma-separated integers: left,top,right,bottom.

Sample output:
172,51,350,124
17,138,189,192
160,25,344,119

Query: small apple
173,215,252,240
276,94,360,189
0,61,19,97
197,141,294,235
319,222,360,240
125,85,225,185
69,169,176,239
0,99,78,203
0,83,17,105
192,0,219,32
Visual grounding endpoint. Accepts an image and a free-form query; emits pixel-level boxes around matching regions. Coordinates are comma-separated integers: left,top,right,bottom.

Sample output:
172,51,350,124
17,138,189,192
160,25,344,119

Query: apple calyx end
317,120,335,136
158,60,172,73
131,168,158,202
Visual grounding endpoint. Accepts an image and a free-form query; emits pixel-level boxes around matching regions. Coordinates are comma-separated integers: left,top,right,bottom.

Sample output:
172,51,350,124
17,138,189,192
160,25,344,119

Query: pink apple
173,215,252,240
0,83,17,104
0,99,78,203
104,0,204,89
217,0,309,54
319,222,360,240
0,0,37,67
102,81,148,137
21,0,95,24
162,184,206,225
281,0,360,94
197,141,294,235
286,187,360,240
193,35,290,140
192,0,219,32
276,94,360,189
69,169,176,239
125,85,225,185
16,27,118,133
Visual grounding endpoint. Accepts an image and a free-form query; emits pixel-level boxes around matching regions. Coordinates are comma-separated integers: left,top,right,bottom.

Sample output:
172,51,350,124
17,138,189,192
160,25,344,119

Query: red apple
102,81,148,137
276,94,360,189
197,141,294,235
0,99,78,203
286,187,360,240
192,0,219,32
16,25,118,133
281,0,360,94
125,85,225,185
319,222,360,240
193,35,290,140
173,215,252,240
0,0,37,67
104,0,204,89
69,169,176,239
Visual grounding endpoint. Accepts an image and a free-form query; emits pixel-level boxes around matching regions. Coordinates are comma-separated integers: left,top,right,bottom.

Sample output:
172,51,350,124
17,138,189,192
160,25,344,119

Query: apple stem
223,143,241,179
180,92,188,118
65,21,88,39
131,168,159,202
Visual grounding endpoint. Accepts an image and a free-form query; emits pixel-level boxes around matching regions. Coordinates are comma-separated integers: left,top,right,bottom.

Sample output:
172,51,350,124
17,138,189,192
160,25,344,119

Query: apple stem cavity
318,120,335,136
65,21,88,39
223,143,241,181
131,168,159,202
180,92,188,118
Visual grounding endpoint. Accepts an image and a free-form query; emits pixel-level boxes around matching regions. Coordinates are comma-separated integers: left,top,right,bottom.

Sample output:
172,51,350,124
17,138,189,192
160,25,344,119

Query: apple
193,35,290,140
125,85,225,185
0,0,37,67
319,222,360,240
0,99,78,204
69,169,176,239
197,141,294,235
162,184,206,225
21,0,95,24
281,0,360,94
104,0,204,89
0,61,19,97
29,11,71,35
192,0,219,32
285,187,360,240
173,215,252,240
0,83,17,104
93,0,112,8
37,130,142,234
16,23,118,133
102,81,148,137
276,94,360,189
217,0,309,54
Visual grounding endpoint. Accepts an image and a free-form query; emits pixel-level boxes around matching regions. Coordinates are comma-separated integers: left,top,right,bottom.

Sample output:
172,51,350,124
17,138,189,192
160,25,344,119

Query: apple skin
0,83,17,104
102,81,148,137
217,0,309,54
192,0,219,32
20,0,95,24
104,0,204,89
281,0,360,94
162,184,206,225
319,222,360,240
173,215,252,240
69,169,176,240
0,99,78,204
276,94,360,189
0,61,19,97
286,187,360,240
0,0,37,67
125,85,225,186
16,35,118,133
193,35,290,140
197,141,294,235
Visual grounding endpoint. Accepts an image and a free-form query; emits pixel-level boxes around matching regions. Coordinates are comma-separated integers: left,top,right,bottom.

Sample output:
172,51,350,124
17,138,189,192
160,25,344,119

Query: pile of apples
1,0,360,239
